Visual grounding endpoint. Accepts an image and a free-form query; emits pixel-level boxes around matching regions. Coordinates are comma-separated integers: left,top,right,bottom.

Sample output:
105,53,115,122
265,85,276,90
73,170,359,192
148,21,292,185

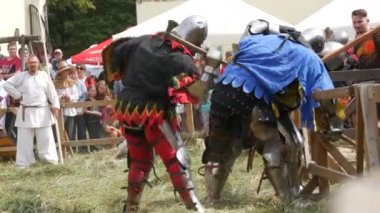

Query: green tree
47,0,136,57
47,0,95,12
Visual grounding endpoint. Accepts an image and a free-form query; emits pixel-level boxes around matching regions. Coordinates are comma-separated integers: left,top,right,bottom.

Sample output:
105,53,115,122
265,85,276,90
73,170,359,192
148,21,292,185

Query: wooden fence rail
0,99,198,161
58,100,122,158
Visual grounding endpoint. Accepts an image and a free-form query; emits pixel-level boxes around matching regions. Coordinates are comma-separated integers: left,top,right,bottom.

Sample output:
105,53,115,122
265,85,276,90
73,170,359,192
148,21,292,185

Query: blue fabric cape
216,34,334,128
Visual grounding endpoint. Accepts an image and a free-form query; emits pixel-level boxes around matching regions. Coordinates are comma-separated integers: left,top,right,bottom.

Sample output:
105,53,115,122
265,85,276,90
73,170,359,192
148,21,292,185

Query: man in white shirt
4,55,60,167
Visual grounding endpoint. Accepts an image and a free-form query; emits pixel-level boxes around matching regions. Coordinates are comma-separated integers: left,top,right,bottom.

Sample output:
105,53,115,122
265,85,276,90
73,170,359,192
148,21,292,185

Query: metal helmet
321,41,347,71
241,20,267,40
172,15,208,47
332,29,349,45
301,28,326,53
240,19,281,41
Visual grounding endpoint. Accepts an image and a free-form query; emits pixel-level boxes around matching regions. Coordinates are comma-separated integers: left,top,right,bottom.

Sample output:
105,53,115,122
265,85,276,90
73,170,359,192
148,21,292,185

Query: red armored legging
121,119,193,210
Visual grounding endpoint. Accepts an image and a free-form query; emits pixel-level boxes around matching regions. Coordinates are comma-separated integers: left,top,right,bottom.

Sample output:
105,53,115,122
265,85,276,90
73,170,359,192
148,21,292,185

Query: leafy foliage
47,0,136,57
47,0,95,12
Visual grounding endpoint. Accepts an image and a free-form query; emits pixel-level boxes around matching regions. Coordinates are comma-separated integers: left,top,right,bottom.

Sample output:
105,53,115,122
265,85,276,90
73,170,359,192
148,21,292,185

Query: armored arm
185,48,222,101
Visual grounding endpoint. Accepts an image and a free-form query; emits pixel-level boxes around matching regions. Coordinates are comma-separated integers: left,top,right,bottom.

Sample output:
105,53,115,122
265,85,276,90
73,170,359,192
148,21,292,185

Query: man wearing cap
51,48,63,76
3,55,60,168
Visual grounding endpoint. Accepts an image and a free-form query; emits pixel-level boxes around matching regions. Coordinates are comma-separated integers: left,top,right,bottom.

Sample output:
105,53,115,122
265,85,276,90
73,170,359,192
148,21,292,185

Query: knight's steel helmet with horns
172,15,208,47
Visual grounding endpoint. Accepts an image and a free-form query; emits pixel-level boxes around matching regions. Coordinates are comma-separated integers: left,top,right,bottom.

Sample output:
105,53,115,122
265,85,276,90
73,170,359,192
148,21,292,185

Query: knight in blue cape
201,20,334,203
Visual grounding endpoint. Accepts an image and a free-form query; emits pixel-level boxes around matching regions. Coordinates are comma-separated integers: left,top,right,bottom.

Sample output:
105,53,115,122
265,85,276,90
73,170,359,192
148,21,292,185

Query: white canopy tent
113,0,292,48
296,0,380,39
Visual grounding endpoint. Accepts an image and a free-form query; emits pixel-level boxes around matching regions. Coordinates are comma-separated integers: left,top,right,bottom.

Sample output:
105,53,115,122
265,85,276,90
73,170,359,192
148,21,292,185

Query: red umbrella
71,38,112,65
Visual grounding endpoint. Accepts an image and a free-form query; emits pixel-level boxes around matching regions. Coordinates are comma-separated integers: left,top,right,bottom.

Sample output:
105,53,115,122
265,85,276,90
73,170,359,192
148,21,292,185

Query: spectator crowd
0,44,122,167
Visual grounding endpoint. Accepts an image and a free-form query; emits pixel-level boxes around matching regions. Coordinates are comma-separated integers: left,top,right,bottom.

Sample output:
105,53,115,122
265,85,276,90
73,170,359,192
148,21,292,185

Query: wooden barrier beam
0,145,37,152
318,139,356,175
329,69,380,82
340,133,357,147
0,35,40,44
327,154,345,175
0,146,17,152
62,137,124,147
62,99,116,108
308,163,355,182
312,86,353,101
300,176,319,196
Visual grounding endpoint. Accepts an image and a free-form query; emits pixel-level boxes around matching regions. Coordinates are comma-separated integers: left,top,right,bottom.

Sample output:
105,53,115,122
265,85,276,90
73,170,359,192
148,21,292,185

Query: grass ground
0,141,324,213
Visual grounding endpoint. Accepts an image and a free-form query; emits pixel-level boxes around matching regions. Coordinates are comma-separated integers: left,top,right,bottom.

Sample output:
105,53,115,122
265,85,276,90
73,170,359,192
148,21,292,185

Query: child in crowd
96,80,121,147
84,83,121,148
84,85,105,139
96,80,112,100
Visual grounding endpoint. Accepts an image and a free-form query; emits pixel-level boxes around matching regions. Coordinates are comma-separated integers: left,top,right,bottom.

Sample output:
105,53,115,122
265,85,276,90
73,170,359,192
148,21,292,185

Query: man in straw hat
3,55,60,168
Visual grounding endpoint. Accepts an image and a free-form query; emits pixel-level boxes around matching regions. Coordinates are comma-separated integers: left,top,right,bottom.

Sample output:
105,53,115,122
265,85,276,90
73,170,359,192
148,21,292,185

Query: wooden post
310,131,330,194
372,84,380,161
359,85,380,169
57,108,68,157
355,86,365,174
54,117,64,164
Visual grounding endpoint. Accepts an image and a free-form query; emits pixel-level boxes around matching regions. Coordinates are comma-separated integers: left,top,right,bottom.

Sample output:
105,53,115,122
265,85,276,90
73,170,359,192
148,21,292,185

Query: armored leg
123,133,153,213
153,121,204,212
204,138,242,203
262,136,294,201
202,113,244,204
285,143,302,197
277,112,303,197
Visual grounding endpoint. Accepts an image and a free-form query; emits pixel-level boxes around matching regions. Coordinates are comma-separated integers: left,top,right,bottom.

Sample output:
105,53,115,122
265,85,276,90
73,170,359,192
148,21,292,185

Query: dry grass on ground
0,141,324,213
